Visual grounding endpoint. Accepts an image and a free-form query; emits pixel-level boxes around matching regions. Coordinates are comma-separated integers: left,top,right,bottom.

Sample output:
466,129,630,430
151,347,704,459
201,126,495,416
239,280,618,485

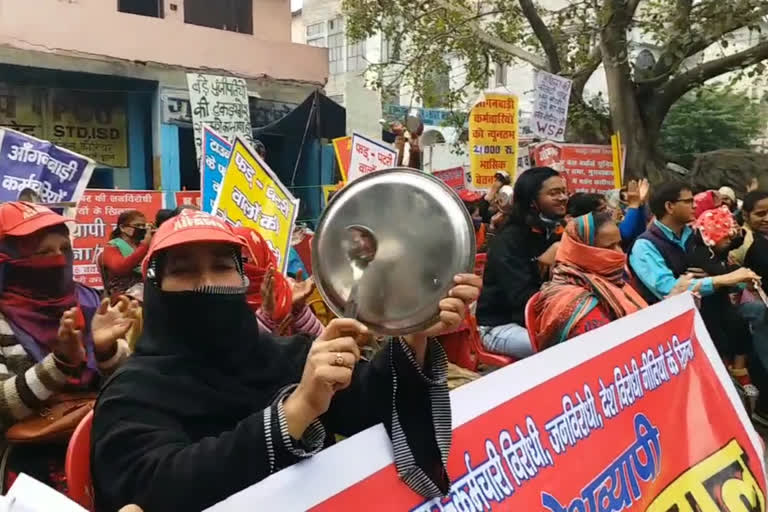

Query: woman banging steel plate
92,209,481,512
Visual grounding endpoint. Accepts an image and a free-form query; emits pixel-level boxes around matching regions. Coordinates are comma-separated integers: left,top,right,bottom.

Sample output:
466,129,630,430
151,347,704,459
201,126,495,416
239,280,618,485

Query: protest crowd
0,52,764,512
0,154,766,511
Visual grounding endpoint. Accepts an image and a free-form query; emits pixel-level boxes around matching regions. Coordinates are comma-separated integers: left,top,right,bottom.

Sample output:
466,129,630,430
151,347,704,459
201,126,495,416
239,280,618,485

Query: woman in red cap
0,202,137,492
92,208,481,511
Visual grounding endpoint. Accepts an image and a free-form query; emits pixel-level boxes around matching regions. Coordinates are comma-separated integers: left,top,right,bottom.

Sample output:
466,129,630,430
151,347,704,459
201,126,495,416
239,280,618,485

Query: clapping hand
55,307,87,366
289,270,315,309
92,296,138,357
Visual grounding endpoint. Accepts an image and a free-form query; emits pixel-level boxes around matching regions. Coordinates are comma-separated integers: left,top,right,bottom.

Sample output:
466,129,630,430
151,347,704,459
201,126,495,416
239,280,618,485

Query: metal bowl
312,168,476,334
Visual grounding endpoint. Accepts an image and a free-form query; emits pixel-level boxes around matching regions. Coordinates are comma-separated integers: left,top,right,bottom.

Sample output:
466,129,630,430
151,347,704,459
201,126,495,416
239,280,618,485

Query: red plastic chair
525,292,541,353
474,253,487,277
439,313,515,371
66,410,95,511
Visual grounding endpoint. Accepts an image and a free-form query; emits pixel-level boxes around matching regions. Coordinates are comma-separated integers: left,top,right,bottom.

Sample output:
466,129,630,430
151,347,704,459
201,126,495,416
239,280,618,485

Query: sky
291,0,303,11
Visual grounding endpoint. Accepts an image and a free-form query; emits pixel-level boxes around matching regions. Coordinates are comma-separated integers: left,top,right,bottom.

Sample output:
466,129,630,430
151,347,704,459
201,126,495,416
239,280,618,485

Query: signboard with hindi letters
347,133,397,183
0,128,95,204
468,93,519,188
187,73,253,162
206,294,766,511
200,125,233,214
530,142,623,193
213,136,299,273
72,189,165,288
432,166,465,192
175,190,203,210
530,70,572,141
0,84,128,167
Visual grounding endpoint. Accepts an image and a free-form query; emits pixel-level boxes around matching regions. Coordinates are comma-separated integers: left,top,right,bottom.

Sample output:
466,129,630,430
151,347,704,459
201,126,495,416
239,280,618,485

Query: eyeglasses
673,198,695,205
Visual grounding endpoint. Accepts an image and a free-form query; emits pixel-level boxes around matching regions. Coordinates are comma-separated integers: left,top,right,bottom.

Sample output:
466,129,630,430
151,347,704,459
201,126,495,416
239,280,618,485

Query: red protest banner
432,167,466,192
72,189,164,288
530,142,623,193
175,190,202,209
208,294,766,512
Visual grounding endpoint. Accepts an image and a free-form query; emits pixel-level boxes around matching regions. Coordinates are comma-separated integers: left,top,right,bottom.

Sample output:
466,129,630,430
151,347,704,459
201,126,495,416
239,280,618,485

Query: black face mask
131,227,147,243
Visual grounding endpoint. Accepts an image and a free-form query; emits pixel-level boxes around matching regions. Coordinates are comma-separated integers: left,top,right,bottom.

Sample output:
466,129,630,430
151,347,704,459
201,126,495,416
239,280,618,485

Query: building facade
0,0,328,202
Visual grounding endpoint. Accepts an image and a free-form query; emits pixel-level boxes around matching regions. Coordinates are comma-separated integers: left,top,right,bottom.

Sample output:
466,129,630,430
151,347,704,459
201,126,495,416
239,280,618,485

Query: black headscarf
101,270,311,419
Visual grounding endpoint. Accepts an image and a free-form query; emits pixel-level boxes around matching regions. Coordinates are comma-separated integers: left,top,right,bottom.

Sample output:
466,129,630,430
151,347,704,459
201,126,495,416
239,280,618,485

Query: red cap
143,209,245,277
458,189,483,202
0,202,68,238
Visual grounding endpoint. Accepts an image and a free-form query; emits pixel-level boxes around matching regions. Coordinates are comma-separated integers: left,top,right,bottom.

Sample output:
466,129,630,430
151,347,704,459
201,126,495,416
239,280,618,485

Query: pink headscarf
695,206,735,247
694,190,722,219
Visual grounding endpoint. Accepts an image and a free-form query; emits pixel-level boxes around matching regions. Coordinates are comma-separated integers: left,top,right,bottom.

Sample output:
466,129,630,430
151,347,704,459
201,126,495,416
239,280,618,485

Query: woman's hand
289,270,315,309
92,297,136,357
283,319,369,439
403,274,482,365
260,268,276,317
55,307,86,366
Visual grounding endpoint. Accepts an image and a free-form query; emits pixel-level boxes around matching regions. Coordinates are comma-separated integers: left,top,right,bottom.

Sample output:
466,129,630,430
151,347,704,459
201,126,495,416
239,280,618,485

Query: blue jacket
629,220,714,300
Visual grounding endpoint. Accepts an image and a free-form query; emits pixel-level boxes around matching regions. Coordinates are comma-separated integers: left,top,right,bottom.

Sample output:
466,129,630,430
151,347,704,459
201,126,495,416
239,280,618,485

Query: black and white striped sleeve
389,338,451,498
263,385,327,474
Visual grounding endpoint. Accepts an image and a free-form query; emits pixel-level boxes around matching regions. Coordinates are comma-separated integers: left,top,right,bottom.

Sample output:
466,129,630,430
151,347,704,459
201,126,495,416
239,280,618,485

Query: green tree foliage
660,87,765,165
343,0,768,179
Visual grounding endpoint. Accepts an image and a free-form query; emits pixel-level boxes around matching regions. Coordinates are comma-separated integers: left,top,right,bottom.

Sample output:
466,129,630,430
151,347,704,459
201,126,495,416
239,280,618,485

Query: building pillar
160,123,180,207
126,92,148,190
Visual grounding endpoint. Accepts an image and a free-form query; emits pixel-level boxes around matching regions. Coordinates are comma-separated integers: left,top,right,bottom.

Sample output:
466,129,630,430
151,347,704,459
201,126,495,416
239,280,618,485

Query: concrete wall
0,0,327,84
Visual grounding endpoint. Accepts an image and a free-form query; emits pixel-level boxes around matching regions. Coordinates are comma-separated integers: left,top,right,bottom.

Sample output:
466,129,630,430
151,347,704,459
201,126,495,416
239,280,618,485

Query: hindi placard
213,137,299,273
0,128,95,204
187,73,253,162
531,70,572,141
469,93,519,188
199,125,232,213
347,133,397,183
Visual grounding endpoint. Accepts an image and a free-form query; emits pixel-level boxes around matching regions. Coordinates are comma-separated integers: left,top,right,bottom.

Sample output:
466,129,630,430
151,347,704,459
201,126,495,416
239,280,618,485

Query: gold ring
333,353,345,366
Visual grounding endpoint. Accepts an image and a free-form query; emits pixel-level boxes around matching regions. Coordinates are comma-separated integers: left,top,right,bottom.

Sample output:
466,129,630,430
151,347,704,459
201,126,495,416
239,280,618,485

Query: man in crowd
629,182,755,302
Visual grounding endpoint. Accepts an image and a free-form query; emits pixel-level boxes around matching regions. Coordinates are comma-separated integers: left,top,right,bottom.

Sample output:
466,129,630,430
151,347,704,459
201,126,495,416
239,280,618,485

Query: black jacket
476,221,560,327
746,233,768,284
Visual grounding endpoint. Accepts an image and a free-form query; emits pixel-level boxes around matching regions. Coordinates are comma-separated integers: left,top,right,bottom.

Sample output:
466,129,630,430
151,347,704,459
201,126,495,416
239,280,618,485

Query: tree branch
655,39,768,118
432,0,549,69
518,0,562,73
649,2,768,84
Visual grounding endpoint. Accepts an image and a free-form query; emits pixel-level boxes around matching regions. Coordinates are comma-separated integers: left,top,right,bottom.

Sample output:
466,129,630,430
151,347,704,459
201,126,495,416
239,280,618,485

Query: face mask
2,254,74,300
131,227,147,243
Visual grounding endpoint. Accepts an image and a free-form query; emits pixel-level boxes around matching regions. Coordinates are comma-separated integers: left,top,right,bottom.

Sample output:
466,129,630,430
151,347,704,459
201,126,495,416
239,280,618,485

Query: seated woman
688,206,759,396
0,202,134,492
92,209,481,511
534,212,647,349
102,210,153,297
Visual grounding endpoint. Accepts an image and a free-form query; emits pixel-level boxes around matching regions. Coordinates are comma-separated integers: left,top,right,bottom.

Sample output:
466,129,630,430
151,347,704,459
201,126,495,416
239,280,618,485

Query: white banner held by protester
347,133,397,183
205,293,766,511
186,73,253,162
530,70,572,141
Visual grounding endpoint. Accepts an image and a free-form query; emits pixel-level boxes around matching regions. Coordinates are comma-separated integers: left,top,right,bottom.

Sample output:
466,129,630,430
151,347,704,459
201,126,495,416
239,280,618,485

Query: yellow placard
47,89,128,168
322,183,342,207
214,136,299,273
469,93,519,188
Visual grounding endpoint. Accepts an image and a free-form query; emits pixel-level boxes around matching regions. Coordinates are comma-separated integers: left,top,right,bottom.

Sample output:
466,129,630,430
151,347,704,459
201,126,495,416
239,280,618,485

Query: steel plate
312,168,476,334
